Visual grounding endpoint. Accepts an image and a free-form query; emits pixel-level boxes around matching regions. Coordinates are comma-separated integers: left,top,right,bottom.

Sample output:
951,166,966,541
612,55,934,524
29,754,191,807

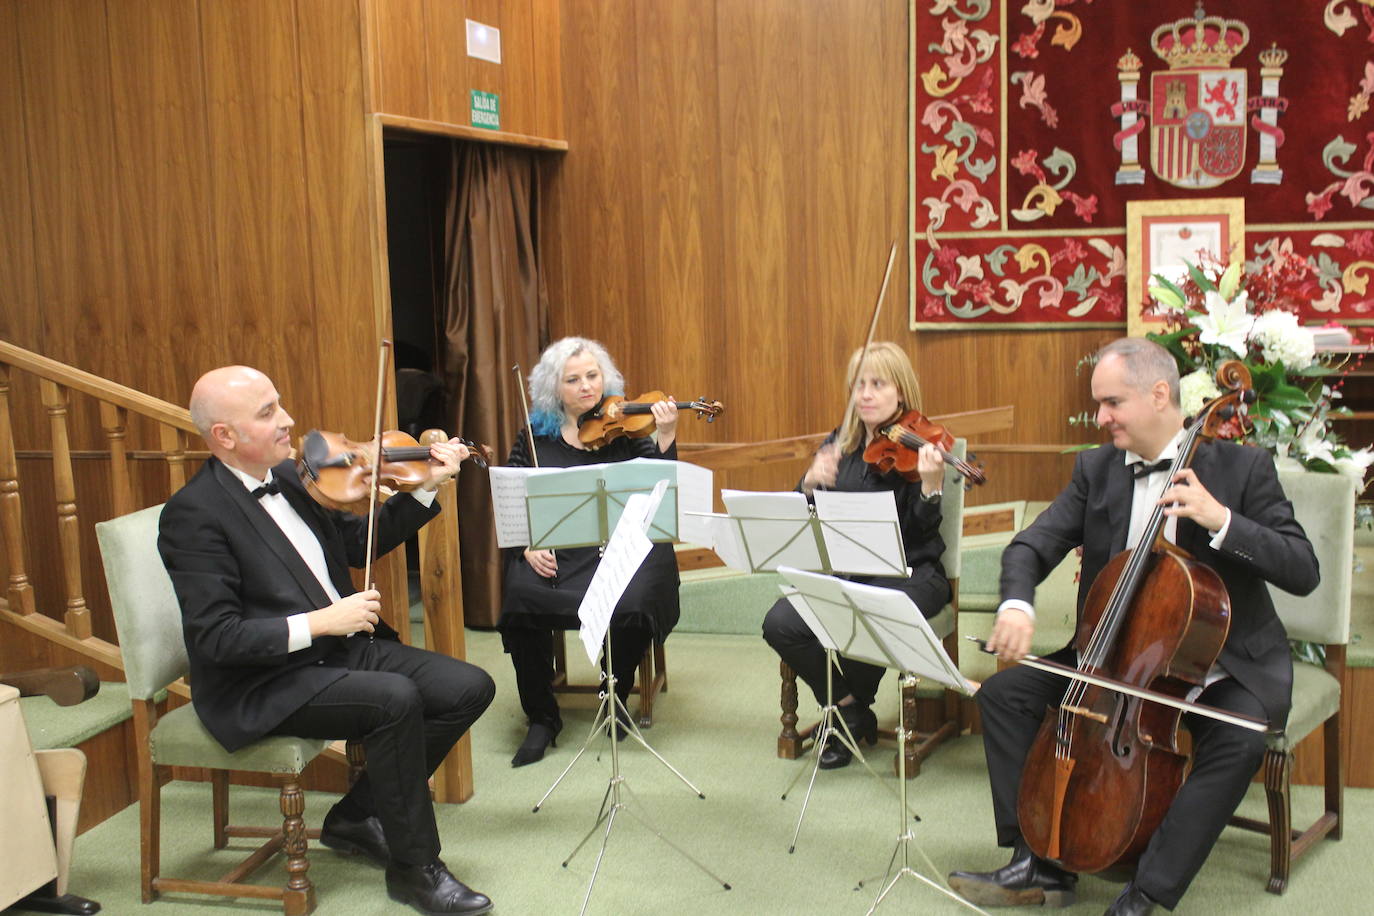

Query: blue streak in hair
530,410,561,438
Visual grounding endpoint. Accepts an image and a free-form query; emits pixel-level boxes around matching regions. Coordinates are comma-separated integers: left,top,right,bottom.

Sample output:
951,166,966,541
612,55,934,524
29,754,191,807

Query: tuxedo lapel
1104,454,1132,555
277,471,355,595
209,459,334,609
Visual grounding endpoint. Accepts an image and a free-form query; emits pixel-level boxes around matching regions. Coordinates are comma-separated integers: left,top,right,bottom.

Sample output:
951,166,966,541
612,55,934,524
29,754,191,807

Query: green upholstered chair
97,504,327,916
1228,468,1356,894
779,438,969,777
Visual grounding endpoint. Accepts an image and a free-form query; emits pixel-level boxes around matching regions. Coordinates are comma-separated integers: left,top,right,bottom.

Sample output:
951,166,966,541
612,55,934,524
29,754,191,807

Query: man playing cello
949,338,1318,915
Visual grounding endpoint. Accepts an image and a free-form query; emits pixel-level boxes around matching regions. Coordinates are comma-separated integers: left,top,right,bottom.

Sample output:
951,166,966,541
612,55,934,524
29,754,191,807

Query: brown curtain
440,142,549,627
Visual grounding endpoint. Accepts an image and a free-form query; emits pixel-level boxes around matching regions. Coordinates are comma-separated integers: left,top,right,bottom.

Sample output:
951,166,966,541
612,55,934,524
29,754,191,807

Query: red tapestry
912,0,1374,328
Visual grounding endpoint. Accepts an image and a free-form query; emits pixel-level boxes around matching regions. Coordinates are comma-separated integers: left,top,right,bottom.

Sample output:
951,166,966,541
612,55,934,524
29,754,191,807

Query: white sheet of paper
671,460,715,547
489,465,600,548
719,490,822,570
812,489,906,576
683,511,749,571
577,480,669,664
776,567,974,694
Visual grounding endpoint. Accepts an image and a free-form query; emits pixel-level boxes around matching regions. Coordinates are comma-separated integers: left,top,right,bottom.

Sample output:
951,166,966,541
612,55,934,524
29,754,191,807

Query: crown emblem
1150,2,1249,70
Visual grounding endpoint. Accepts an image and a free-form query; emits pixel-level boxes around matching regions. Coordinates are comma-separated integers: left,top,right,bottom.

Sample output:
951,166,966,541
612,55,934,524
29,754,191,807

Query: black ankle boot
947,839,1078,908
1104,882,1157,916
511,719,561,767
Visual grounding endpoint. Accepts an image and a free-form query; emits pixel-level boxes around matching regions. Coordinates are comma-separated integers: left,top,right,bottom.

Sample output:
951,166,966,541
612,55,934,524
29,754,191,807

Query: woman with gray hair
499,337,682,766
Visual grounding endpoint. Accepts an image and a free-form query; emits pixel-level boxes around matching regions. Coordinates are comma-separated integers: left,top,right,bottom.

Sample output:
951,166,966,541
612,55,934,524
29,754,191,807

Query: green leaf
1218,261,1242,300
1151,274,1188,303
1149,285,1185,310
1187,262,1217,293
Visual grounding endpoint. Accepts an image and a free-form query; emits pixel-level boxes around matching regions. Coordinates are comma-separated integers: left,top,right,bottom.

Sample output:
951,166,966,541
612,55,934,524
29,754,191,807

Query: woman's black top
803,430,951,619
498,429,681,638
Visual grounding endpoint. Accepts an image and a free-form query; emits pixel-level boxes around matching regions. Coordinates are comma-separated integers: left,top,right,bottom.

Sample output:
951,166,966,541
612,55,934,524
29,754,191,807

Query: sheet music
812,489,905,576
578,480,669,664
683,512,749,571
489,465,575,548
776,567,974,694
719,490,823,570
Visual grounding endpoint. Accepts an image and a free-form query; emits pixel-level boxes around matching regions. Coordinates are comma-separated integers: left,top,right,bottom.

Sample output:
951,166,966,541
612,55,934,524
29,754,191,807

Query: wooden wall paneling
426,0,479,128
530,0,563,141
200,0,322,424
713,0,811,491
369,0,430,119
633,0,722,422
0,1,45,447
498,0,537,137
550,1,645,360
296,0,379,435
16,0,130,451
105,0,219,414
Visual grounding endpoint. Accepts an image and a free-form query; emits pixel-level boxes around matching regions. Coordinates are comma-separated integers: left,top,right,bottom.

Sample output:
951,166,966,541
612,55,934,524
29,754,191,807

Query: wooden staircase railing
0,338,474,802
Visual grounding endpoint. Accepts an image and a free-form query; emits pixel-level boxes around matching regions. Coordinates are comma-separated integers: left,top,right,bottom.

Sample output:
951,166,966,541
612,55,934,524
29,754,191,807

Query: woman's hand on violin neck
419,438,472,490
650,398,679,449
986,608,1034,663
308,590,382,638
524,548,558,578
917,443,945,495
803,443,841,494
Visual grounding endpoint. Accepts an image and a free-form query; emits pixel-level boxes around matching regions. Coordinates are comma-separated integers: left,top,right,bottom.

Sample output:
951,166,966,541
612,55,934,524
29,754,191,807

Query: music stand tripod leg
542,628,729,913
859,674,990,916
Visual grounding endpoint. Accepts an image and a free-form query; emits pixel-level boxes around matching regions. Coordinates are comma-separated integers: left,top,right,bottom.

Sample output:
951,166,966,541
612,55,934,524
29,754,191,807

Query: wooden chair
552,634,667,727
97,505,328,915
779,438,968,777
1227,469,1355,894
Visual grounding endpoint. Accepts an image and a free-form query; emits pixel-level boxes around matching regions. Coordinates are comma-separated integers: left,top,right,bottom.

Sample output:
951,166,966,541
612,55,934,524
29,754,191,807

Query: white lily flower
1194,290,1254,357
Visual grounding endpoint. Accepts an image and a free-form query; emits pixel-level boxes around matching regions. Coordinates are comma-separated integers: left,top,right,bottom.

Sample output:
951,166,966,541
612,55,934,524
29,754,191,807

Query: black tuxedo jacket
158,456,440,751
999,439,1318,726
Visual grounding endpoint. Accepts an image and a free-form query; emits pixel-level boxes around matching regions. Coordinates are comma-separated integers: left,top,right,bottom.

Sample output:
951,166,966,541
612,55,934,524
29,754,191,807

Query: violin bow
362,339,393,595
838,241,898,438
512,364,539,469
965,638,1275,735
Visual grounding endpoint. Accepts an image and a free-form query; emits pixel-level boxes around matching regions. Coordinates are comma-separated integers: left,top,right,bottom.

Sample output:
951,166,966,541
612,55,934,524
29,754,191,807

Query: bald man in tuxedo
158,366,495,915
949,338,1318,916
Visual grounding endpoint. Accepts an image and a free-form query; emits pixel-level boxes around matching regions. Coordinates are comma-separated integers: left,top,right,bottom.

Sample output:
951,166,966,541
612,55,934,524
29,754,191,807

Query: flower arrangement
1143,254,1373,484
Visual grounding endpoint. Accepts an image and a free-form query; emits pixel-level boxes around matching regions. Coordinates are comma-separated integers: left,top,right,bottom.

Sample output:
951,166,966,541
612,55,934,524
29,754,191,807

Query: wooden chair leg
1261,748,1292,895
778,661,803,758
345,739,367,788
637,648,654,727
655,641,667,692
212,769,230,849
277,776,316,916
896,678,919,779
139,759,161,903
1324,713,1343,841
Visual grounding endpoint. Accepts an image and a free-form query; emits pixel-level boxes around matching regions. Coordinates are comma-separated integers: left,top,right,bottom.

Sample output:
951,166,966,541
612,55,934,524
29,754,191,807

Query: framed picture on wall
1125,198,1245,338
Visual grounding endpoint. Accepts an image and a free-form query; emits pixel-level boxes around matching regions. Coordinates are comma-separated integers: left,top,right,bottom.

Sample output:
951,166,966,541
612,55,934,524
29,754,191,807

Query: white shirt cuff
411,487,438,508
286,613,313,652
1208,508,1233,550
996,598,1036,624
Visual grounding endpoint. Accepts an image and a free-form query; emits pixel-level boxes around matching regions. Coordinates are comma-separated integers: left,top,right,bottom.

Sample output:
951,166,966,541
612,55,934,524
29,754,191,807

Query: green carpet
60,630,1372,915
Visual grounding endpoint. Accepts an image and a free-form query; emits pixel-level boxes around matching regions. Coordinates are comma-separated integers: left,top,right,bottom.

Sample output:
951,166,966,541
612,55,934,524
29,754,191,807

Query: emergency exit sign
470,91,500,130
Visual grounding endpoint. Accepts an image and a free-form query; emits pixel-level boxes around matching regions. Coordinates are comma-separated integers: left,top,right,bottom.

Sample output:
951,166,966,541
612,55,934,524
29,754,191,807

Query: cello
1015,360,1258,874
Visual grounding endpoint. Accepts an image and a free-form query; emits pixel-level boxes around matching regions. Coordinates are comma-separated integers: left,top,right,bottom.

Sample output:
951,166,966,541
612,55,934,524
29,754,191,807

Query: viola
863,409,986,486
576,391,724,450
297,428,494,513
1015,360,1255,875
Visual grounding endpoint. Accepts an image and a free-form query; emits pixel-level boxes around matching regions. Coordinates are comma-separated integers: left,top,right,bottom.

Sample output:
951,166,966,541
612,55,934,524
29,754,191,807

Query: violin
576,391,724,450
297,428,494,513
1015,360,1254,875
862,409,986,486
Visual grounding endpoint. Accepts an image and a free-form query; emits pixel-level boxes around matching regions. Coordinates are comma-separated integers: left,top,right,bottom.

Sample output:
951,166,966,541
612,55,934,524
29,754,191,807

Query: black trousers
761,597,886,709
503,625,654,727
975,655,1268,909
268,636,495,866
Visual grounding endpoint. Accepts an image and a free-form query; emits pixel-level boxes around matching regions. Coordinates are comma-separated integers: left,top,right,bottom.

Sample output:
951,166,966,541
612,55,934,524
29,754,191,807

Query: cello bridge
1061,704,1108,724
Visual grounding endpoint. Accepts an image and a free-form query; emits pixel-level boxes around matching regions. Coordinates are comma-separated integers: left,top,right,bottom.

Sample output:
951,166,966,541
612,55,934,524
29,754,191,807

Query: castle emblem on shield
1110,4,1289,188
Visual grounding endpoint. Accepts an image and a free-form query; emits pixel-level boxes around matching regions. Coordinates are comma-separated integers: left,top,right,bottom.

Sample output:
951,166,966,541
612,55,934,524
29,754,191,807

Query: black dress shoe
511,720,561,767
1104,882,1157,916
818,704,878,769
385,859,493,915
9,888,101,914
947,839,1077,908
319,810,390,866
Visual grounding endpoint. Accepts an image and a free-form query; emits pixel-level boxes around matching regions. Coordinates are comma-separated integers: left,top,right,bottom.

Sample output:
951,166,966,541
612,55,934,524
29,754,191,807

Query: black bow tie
1131,459,1172,480
252,478,282,499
